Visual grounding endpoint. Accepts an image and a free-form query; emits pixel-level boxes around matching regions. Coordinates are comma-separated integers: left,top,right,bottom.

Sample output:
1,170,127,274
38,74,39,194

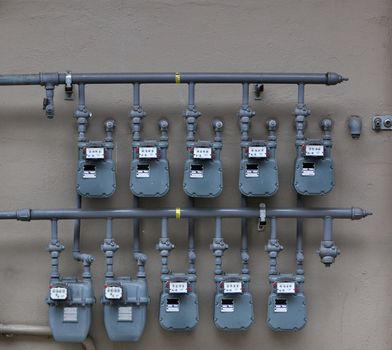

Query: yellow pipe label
175,72,181,84
176,208,181,220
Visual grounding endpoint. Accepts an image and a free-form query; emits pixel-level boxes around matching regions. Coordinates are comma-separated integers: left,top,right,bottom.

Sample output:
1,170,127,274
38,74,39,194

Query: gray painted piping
7,207,371,220
323,216,333,241
296,195,305,276
48,219,62,282
187,197,196,275
0,72,348,85
241,195,249,276
101,218,118,281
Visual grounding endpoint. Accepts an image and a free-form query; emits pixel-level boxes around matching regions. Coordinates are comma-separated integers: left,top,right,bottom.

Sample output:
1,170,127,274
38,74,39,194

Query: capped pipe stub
348,115,362,139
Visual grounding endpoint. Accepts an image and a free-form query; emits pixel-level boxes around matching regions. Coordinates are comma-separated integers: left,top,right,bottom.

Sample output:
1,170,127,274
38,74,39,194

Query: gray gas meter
183,120,224,198
159,273,199,331
130,120,170,197
239,130,279,197
76,120,116,198
294,119,334,195
47,278,95,342
102,277,149,342
214,274,253,331
211,218,253,331
267,274,306,331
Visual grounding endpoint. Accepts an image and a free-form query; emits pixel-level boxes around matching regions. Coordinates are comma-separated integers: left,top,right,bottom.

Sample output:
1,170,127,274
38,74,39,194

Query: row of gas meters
80,117,333,198
47,274,305,342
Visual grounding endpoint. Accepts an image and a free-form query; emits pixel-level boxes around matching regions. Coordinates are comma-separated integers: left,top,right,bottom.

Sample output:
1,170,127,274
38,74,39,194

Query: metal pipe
323,216,333,241
267,217,280,276
72,195,94,275
0,72,348,85
242,83,249,106
132,196,146,278
240,195,249,275
185,83,200,146
6,207,371,221
188,82,195,106
49,219,61,281
187,197,196,275
159,217,171,275
0,323,95,350
296,195,305,276
103,218,116,280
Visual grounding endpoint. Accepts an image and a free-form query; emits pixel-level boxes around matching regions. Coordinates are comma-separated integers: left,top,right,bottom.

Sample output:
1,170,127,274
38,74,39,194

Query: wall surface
0,0,390,349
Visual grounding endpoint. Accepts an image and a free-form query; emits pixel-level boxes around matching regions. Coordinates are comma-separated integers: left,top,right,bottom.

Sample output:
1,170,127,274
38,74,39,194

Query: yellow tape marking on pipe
176,208,181,220
175,72,181,84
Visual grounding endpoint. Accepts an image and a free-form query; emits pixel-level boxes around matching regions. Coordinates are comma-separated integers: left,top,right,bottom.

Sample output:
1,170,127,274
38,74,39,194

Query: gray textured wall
0,0,390,349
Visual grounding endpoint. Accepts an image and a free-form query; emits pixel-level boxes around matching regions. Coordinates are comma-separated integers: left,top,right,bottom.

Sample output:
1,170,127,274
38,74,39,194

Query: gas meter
47,278,95,342
76,120,116,198
183,120,224,198
159,273,199,331
214,274,253,330
267,274,306,331
239,124,279,197
294,119,334,195
130,120,170,197
102,277,149,342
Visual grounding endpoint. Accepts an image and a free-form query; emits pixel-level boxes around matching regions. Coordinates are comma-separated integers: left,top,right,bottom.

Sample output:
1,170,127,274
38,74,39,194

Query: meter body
214,274,253,331
267,274,306,331
47,278,95,342
159,273,199,331
130,141,170,197
239,140,278,197
183,141,223,198
294,139,334,195
102,277,149,342
77,140,116,198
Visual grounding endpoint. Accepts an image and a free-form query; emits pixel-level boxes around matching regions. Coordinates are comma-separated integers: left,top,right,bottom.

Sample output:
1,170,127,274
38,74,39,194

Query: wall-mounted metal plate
372,115,392,130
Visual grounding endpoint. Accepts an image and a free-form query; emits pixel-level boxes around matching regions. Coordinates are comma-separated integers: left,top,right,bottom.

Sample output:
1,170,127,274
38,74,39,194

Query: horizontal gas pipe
0,323,95,350
0,72,347,85
0,207,371,221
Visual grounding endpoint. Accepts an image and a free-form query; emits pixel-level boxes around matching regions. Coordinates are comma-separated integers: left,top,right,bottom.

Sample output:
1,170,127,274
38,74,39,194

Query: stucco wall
0,0,390,349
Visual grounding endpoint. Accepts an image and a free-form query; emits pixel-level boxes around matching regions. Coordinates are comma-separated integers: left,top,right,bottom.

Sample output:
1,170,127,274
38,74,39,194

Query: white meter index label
248,146,267,158
139,146,158,159
169,282,188,294
193,147,212,159
305,145,324,157
50,286,67,300
277,282,296,294
105,286,123,300
223,282,242,294
86,147,105,160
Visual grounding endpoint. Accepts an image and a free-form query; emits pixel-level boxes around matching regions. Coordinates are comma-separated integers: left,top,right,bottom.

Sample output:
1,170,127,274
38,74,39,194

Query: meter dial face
105,285,123,300
50,286,68,300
